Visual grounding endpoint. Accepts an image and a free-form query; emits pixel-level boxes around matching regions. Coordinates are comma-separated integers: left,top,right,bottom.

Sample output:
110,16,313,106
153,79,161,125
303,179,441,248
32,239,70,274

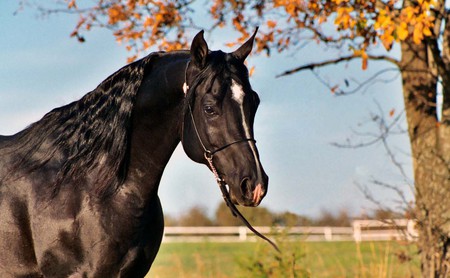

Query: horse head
182,30,268,207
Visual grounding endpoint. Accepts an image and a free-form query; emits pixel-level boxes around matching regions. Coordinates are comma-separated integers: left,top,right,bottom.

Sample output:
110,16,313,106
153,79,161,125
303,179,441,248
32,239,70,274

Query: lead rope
205,149,280,253
206,154,280,252
184,62,280,253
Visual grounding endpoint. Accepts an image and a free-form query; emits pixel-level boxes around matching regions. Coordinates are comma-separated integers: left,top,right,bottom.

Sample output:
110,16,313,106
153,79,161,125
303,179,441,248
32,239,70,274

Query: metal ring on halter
204,149,213,160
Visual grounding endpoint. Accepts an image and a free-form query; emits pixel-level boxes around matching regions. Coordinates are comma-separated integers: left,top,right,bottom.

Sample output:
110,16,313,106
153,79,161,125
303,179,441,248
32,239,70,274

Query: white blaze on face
231,79,263,192
231,79,245,105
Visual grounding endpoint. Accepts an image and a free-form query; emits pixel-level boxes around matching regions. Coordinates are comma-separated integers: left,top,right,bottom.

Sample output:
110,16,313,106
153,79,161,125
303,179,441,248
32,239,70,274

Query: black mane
5,53,161,198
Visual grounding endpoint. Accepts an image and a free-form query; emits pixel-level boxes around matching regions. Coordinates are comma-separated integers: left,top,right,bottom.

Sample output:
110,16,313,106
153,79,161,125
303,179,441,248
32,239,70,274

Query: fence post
406,220,417,241
239,226,247,241
353,221,362,242
324,227,332,241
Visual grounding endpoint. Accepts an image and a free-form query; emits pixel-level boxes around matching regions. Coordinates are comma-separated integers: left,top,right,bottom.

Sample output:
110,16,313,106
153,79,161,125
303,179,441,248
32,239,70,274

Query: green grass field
146,240,420,277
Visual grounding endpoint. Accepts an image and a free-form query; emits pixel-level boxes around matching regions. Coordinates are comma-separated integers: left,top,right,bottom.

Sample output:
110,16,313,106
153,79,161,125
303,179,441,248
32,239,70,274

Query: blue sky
0,2,413,218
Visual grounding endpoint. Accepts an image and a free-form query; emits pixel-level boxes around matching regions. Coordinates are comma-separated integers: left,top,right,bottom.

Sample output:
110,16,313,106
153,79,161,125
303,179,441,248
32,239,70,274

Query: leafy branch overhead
35,0,436,66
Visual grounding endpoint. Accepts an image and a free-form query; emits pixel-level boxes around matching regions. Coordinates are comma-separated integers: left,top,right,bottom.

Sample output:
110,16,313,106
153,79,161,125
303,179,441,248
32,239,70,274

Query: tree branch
332,105,407,149
276,54,400,78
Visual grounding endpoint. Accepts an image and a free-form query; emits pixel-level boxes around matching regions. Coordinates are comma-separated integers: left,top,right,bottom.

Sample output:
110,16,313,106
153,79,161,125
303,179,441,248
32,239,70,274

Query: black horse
0,30,268,277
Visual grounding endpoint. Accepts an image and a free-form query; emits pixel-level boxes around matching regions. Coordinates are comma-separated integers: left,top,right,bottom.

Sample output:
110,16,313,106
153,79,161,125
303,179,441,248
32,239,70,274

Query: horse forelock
183,51,250,113
7,53,160,199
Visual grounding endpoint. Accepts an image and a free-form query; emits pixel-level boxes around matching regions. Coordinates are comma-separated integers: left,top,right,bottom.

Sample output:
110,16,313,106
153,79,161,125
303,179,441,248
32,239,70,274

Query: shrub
236,228,310,278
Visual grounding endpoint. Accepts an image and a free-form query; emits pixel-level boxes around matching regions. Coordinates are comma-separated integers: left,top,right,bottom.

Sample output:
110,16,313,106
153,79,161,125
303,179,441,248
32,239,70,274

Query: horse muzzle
229,173,268,207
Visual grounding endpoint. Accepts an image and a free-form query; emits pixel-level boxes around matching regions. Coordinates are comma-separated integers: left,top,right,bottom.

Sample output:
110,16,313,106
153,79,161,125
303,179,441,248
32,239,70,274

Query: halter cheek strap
188,103,256,157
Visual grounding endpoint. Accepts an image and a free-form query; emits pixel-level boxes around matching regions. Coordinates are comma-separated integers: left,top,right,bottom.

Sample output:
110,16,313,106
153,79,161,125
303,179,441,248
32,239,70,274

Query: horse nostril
240,177,252,197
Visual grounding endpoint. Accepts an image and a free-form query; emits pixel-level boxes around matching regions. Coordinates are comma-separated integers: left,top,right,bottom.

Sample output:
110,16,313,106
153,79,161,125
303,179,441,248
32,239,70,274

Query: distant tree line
164,203,403,227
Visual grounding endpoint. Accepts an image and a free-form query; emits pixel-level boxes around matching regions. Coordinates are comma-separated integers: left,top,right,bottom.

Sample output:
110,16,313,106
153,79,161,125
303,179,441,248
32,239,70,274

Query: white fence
352,219,417,242
162,219,417,243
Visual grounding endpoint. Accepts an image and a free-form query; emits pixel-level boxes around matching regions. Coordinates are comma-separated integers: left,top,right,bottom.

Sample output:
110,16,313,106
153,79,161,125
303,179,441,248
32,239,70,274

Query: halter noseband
182,61,280,253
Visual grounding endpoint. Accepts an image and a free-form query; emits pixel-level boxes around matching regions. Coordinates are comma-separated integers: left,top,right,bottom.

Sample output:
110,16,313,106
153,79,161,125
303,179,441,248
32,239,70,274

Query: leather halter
183,62,255,161
183,62,280,252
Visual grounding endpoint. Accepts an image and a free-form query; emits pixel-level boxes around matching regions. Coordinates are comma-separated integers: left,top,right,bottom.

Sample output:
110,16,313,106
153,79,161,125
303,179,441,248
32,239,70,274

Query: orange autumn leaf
334,6,356,30
127,55,137,63
396,23,409,41
354,49,369,70
249,66,255,77
389,109,395,117
67,0,77,9
226,42,237,48
413,24,424,44
267,20,277,29
330,85,339,94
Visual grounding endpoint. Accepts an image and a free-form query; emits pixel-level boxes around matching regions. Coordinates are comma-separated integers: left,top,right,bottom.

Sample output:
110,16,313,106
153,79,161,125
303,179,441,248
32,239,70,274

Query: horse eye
203,106,215,115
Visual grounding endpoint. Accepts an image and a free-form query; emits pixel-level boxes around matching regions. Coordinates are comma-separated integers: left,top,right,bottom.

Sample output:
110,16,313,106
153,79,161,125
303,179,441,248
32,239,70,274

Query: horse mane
6,52,162,198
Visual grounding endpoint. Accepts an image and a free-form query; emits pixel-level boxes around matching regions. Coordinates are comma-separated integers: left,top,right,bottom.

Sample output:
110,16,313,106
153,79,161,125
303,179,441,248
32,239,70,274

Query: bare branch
335,68,400,96
276,54,400,78
331,106,406,149
334,99,406,139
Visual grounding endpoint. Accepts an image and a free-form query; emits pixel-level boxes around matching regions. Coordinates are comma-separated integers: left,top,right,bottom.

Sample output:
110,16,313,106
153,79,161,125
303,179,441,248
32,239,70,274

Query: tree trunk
400,35,450,277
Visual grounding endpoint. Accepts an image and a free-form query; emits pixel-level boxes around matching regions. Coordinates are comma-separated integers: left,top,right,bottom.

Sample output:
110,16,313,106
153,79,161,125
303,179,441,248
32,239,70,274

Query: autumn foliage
66,0,192,62
60,0,436,66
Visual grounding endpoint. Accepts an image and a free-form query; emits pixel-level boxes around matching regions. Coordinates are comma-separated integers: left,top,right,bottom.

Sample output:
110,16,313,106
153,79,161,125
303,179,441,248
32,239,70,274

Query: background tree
24,0,448,276
215,202,275,226
313,208,352,227
177,206,213,226
274,211,312,227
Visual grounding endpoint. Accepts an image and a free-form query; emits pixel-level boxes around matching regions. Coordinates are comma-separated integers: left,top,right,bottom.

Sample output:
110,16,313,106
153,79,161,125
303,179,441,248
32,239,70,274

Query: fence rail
162,219,417,243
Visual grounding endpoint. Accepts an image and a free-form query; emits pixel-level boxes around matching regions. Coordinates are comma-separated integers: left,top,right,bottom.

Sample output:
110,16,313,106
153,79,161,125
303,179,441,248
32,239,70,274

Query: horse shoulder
0,178,40,276
108,189,165,273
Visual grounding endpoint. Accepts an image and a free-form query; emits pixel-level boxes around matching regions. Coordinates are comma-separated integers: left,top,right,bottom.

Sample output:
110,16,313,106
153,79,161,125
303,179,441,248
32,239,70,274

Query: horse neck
124,53,189,199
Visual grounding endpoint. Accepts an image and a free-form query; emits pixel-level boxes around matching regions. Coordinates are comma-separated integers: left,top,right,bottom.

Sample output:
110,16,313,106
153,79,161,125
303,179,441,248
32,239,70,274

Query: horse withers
0,30,268,277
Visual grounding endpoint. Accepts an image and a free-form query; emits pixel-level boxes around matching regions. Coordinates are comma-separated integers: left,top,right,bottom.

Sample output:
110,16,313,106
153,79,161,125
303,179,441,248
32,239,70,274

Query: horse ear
190,30,209,68
232,27,258,63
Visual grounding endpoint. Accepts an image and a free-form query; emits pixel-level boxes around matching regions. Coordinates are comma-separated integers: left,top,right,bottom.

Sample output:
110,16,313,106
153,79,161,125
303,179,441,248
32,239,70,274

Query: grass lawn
146,240,420,277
